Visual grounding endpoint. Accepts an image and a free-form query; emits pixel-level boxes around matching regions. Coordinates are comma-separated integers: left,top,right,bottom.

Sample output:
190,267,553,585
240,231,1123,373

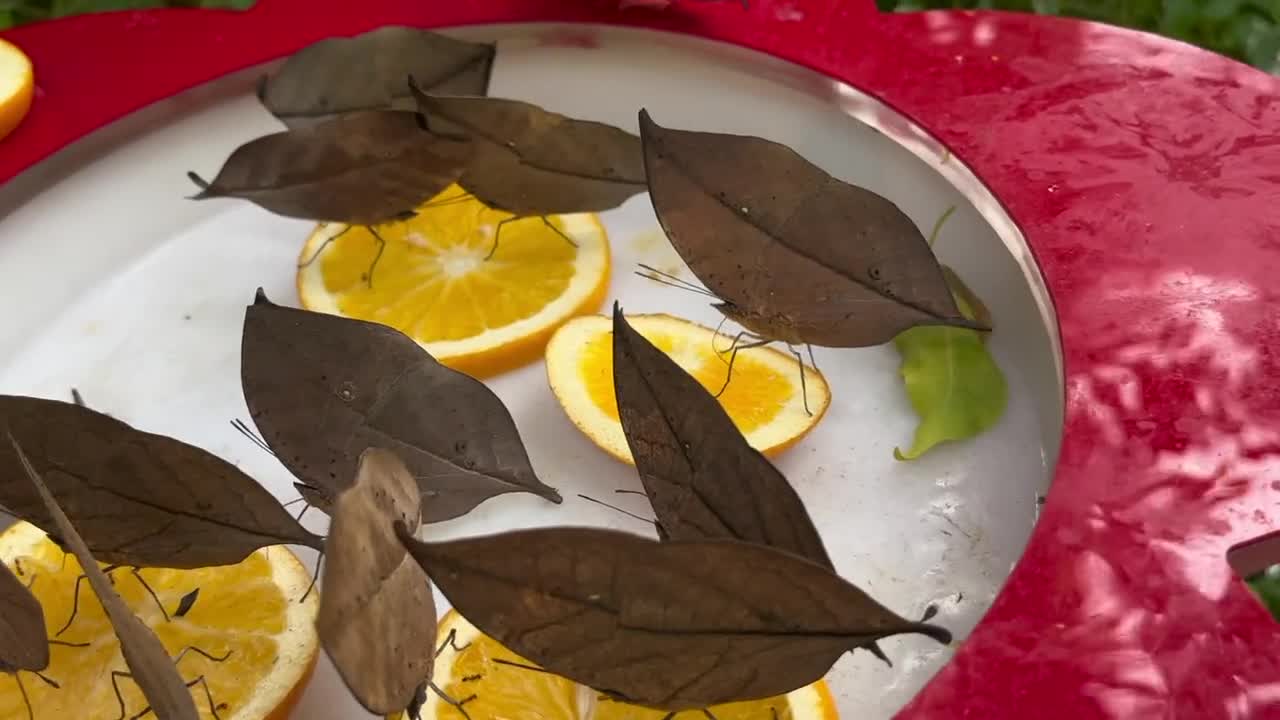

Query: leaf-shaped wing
399,526,950,710
611,305,830,565
319,448,435,714
241,290,562,523
410,85,646,216
9,435,199,720
0,560,48,672
259,26,495,128
0,396,322,569
639,110,982,348
188,110,472,225
893,270,1007,459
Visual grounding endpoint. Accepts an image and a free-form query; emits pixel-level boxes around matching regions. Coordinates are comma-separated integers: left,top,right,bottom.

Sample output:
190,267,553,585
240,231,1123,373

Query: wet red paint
4,1,1280,717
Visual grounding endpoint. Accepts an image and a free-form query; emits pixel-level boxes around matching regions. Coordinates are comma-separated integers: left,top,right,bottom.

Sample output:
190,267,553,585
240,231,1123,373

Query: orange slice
393,609,838,720
0,521,319,720
546,313,830,464
297,185,610,378
0,38,34,141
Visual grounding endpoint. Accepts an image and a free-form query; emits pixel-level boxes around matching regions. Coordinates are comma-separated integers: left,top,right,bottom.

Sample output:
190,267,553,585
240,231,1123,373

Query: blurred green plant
0,0,255,30
3,0,1279,76
879,1,1280,74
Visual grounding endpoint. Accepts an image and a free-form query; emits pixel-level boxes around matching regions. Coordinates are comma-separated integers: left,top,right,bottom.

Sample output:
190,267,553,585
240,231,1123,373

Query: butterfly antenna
492,659,559,676
635,264,719,298
577,494,659,529
229,419,275,456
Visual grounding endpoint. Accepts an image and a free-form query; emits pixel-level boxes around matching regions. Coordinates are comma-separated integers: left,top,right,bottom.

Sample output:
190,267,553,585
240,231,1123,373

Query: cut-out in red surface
4,2,1280,717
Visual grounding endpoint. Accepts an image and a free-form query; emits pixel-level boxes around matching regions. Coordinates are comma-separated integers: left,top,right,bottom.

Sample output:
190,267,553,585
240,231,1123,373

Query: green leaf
1247,565,1280,621
892,269,1007,461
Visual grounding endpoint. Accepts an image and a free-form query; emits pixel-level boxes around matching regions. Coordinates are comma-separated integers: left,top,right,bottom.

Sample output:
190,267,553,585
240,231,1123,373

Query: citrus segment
0,39,34,142
297,185,610,378
395,610,837,720
0,521,318,720
546,313,831,464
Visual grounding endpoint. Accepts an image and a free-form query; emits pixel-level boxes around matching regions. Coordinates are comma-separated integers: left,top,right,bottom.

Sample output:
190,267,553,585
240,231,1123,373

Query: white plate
0,25,1062,719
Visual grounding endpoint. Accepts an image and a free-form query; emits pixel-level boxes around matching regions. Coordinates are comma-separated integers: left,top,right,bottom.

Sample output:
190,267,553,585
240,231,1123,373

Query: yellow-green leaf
892,269,1007,460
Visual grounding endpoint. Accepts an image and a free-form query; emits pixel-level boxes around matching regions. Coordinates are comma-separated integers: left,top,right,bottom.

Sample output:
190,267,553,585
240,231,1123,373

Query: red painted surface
5,1,1280,717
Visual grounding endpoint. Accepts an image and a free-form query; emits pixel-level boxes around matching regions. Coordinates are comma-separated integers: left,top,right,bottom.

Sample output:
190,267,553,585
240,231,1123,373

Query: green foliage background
1,0,1278,76
0,0,253,30
877,1,1280,73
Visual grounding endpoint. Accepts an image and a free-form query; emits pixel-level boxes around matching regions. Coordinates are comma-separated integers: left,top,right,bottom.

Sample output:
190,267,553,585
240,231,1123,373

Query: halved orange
393,610,838,720
297,185,610,378
0,39,34,142
0,521,319,720
546,313,831,464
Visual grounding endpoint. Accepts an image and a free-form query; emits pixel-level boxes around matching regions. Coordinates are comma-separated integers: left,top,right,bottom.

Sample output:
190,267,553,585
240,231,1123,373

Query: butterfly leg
109,670,134,720
297,224,352,269
13,673,32,720
540,216,579,249
47,639,89,649
713,338,772,398
56,570,104,636
129,568,170,623
186,675,223,720
713,330,748,366
406,681,428,720
785,344,813,417
173,646,233,665
301,551,323,603
363,226,388,289
702,710,720,720
484,217,518,261
428,680,477,720
435,627,471,658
